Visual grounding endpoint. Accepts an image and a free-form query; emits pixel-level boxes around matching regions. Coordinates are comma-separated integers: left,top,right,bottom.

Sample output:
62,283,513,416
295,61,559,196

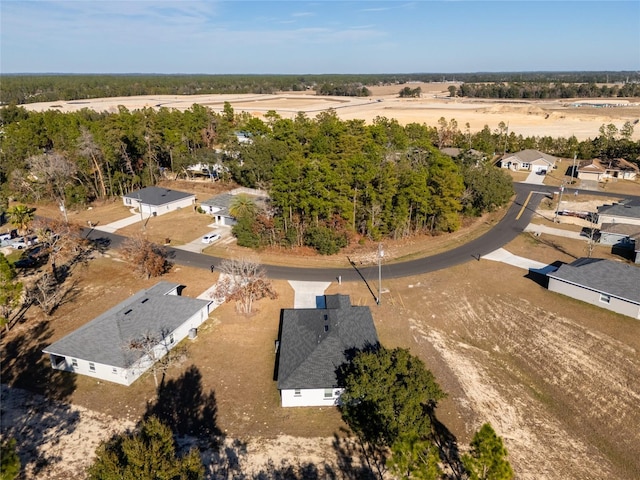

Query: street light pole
377,243,384,305
554,182,565,223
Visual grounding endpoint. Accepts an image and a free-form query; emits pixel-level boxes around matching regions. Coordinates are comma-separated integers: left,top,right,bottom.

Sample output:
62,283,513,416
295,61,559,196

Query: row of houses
121,185,267,227
41,161,640,406
43,287,379,407
496,149,639,181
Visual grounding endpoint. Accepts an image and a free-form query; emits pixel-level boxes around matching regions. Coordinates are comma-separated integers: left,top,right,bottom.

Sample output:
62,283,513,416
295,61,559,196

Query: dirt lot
2,197,640,479
23,82,640,142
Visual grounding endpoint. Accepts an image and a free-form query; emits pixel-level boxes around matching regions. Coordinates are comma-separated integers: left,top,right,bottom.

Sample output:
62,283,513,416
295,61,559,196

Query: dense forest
1,72,638,105
0,102,638,253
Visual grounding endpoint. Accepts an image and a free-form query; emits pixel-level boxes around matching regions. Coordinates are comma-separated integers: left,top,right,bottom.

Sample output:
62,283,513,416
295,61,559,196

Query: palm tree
229,194,257,220
7,204,35,235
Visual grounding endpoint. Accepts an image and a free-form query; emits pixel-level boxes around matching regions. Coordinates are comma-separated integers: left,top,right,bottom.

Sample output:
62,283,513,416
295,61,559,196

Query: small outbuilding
276,294,379,407
43,282,213,386
547,258,640,319
123,186,196,217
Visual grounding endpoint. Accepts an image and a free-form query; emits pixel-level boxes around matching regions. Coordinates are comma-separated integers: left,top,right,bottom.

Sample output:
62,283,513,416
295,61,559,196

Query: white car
201,233,221,244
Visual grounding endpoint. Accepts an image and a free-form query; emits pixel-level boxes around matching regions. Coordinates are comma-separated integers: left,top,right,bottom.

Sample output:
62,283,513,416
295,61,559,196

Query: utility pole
554,182,565,223
377,243,384,305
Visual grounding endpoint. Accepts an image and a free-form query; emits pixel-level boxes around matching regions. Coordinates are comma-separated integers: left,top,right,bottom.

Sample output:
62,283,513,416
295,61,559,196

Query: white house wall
47,355,131,386
548,278,640,319
281,387,343,407
597,214,640,227
48,302,212,386
123,197,195,216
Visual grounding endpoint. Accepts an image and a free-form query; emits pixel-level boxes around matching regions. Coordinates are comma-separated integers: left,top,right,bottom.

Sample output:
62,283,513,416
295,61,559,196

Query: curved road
84,183,634,282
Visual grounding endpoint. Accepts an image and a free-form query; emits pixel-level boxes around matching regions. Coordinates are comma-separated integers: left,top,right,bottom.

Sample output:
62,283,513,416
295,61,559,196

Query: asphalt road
84,182,636,282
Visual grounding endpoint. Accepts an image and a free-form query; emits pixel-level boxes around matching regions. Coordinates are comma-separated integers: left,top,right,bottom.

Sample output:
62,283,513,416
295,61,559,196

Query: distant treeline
1,71,638,105
455,81,640,99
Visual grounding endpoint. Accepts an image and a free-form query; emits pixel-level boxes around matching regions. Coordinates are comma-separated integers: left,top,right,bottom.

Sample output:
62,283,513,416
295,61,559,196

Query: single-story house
596,199,640,227
276,294,379,407
547,258,640,319
199,188,268,227
199,193,238,227
599,223,640,264
123,186,196,217
577,158,639,182
43,282,213,386
497,149,557,173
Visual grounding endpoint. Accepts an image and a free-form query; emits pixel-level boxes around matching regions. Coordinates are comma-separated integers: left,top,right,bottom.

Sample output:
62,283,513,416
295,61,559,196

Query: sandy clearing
22,82,640,141
406,286,640,480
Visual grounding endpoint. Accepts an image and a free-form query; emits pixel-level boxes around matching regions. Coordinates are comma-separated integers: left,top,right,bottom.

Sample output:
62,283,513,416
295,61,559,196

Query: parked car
201,233,221,244
10,238,28,249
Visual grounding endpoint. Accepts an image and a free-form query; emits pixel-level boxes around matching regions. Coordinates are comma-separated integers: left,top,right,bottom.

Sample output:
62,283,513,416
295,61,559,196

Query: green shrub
304,226,347,255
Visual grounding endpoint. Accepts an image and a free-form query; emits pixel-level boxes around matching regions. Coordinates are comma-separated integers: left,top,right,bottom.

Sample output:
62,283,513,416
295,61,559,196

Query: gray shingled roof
502,149,557,164
277,295,379,390
547,258,640,304
597,199,640,220
600,223,640,239
123,186,195,207
200,193,235,217
43,282,211,368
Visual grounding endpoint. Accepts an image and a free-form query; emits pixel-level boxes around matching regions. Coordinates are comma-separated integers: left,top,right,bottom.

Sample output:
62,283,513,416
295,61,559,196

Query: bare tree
126,331,186,387
32,218,91,269
77,127,108,199
120,236,170,279
584,215,600,258
28,272,75,316
28,152,78,223
211,257,277,314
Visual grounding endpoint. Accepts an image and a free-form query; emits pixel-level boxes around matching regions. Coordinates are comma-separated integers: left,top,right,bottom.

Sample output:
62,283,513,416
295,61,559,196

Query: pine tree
462,423,514,480
87,416,204,480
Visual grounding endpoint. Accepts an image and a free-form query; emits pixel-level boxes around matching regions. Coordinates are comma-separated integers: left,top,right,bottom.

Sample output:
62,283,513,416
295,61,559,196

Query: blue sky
1,1,639,74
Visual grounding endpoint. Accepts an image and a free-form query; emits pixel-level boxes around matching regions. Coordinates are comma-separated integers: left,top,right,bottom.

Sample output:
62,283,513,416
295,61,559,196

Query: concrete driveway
288,281,331,308
524,171,546,185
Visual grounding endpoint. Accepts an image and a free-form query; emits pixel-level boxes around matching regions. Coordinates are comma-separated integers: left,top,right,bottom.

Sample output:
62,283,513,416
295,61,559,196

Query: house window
125,198,131,205
112,368,118,374
294,389,301,397
89,362,96,372
599,294,611,304
169,333,175,344
522,163,530,169
324,388,333,399
71,359,78,368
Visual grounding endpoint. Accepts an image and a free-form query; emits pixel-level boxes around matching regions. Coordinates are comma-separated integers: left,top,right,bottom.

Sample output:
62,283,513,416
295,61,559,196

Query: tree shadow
331,428,378,480
1,320,76,400
430,413,465,480
1,320,79,477
251,459,332,480
144,364,222,449
533,236,578,259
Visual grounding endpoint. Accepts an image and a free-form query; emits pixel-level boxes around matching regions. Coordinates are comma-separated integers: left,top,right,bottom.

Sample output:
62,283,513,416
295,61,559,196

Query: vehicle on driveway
201,233,221,244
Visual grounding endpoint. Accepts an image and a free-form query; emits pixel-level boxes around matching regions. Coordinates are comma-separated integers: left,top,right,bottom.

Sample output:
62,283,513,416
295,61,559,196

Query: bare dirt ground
2,207,640,478
23,82,640,142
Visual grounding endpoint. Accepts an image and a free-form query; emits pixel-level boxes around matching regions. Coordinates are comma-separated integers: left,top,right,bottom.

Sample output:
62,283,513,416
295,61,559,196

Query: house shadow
1,320,79,476
525,261,564,288
144,364,222,448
